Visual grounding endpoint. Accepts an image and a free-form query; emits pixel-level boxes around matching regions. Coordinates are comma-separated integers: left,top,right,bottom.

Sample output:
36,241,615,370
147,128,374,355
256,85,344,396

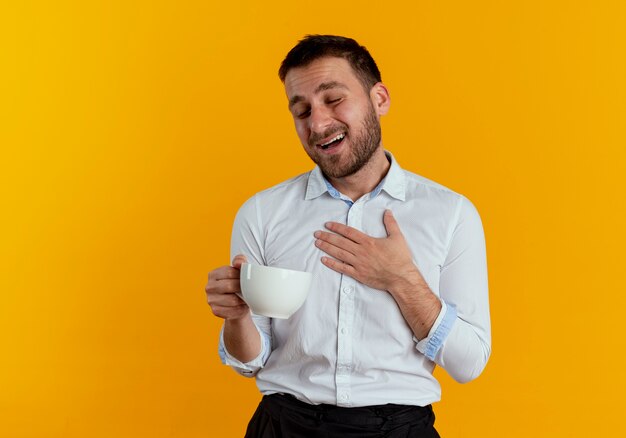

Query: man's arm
207,195,273,376
428,196,490,382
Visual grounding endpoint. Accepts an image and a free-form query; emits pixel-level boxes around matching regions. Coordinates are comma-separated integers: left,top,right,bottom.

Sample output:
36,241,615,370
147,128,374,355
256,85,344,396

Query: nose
308,105,333,135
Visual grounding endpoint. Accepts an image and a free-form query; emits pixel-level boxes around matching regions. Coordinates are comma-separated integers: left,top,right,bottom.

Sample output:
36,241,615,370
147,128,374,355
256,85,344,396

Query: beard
305,102,382,179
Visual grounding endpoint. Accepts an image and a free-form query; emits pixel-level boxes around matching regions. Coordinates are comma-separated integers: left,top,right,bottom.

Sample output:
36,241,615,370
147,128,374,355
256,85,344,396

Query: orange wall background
2,1,625,436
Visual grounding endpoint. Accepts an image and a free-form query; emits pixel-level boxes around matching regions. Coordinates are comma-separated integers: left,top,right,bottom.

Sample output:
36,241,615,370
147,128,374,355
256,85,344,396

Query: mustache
308,125,348,147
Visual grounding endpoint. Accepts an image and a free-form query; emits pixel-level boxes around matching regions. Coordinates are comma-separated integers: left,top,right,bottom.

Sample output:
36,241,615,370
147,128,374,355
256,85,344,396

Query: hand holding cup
205,254,249,320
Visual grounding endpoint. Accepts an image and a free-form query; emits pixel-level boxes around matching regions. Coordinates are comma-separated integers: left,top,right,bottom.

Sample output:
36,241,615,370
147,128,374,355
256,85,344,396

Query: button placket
334,201,363,406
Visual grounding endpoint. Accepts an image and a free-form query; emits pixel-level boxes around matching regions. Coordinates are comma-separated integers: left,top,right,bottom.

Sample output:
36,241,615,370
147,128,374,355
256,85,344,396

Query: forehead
284,57,362,99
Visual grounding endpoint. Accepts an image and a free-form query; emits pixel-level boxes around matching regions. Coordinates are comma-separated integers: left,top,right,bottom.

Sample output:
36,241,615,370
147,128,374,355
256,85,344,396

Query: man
206,35,491,437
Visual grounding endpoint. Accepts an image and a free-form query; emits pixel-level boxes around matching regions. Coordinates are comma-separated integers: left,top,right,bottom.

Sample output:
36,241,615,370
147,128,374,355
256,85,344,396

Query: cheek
294,123,309,143
334,107,358,127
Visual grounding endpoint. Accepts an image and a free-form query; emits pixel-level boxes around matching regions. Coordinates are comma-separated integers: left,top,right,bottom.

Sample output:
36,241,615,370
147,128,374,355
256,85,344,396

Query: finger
210,303,249,319
324,222,369,243
209,266,241,281
314,231,359,254
315,238,357,265
208,291,247,307
231,254,248,269
206,278,242,295
382,209,403,238
320,256,357,277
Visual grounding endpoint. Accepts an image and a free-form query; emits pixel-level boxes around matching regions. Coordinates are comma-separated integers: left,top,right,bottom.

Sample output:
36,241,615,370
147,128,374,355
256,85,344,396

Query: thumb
383,209,402,238
231,254,248,269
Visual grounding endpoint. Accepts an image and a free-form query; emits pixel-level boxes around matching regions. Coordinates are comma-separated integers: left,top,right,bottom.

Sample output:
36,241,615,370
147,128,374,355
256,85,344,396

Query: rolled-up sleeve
218,314,272,377
415,299,458,360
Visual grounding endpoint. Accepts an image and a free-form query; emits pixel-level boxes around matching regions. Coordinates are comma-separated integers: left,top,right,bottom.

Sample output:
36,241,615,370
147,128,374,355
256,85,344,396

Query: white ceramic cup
239,263,312,319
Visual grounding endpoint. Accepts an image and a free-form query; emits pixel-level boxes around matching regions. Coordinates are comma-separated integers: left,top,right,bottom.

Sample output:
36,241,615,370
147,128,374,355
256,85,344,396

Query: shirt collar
305,151,406,202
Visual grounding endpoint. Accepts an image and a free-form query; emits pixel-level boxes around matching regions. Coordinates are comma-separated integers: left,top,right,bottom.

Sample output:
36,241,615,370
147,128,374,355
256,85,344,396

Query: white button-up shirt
219,152,491,407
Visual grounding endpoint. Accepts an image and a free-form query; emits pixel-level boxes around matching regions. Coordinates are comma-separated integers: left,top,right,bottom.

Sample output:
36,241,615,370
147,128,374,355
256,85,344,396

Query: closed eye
297,109,311,119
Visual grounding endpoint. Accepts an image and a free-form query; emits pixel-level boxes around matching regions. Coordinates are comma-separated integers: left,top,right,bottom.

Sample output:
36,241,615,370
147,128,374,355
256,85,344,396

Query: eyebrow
288,81,349,109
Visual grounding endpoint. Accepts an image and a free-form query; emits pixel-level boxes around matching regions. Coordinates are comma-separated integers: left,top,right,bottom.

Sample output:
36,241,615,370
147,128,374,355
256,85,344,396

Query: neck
326,147,391,201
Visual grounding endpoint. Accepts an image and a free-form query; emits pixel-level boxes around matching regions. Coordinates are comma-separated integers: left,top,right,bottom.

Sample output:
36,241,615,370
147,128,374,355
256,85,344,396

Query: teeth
320,133,345,147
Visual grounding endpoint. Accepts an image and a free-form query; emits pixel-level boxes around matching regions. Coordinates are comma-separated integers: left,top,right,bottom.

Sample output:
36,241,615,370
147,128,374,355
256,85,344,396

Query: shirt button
342,286,353,294
340,393,349,401
341,327,347,334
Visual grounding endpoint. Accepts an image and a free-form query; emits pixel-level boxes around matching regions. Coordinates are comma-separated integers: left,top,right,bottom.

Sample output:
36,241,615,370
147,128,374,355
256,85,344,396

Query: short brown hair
278,35,382,91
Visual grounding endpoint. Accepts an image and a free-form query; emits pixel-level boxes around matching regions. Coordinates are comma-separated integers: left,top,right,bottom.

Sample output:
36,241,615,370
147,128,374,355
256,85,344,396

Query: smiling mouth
317,133,346,150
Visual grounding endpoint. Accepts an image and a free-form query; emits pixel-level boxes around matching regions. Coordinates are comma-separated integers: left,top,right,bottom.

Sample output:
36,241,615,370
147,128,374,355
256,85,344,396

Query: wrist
387,266,428,298
225,312,252,328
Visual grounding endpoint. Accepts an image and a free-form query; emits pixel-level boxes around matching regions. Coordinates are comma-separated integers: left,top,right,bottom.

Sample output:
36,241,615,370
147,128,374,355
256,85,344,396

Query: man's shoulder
254,171,311,198
399,168,481,221
237,171,311,210
401,168,461,199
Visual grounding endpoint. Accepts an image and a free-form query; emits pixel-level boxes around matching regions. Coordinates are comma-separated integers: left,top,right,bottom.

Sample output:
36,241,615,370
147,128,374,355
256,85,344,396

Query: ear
370,82,391,116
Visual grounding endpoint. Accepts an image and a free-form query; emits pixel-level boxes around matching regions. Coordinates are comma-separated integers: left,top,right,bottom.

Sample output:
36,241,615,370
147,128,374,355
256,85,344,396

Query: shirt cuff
415,299,458,361
218,324,270,376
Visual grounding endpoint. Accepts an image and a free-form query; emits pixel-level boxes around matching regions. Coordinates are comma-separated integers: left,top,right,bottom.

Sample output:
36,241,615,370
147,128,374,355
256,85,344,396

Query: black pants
245,394,441,438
